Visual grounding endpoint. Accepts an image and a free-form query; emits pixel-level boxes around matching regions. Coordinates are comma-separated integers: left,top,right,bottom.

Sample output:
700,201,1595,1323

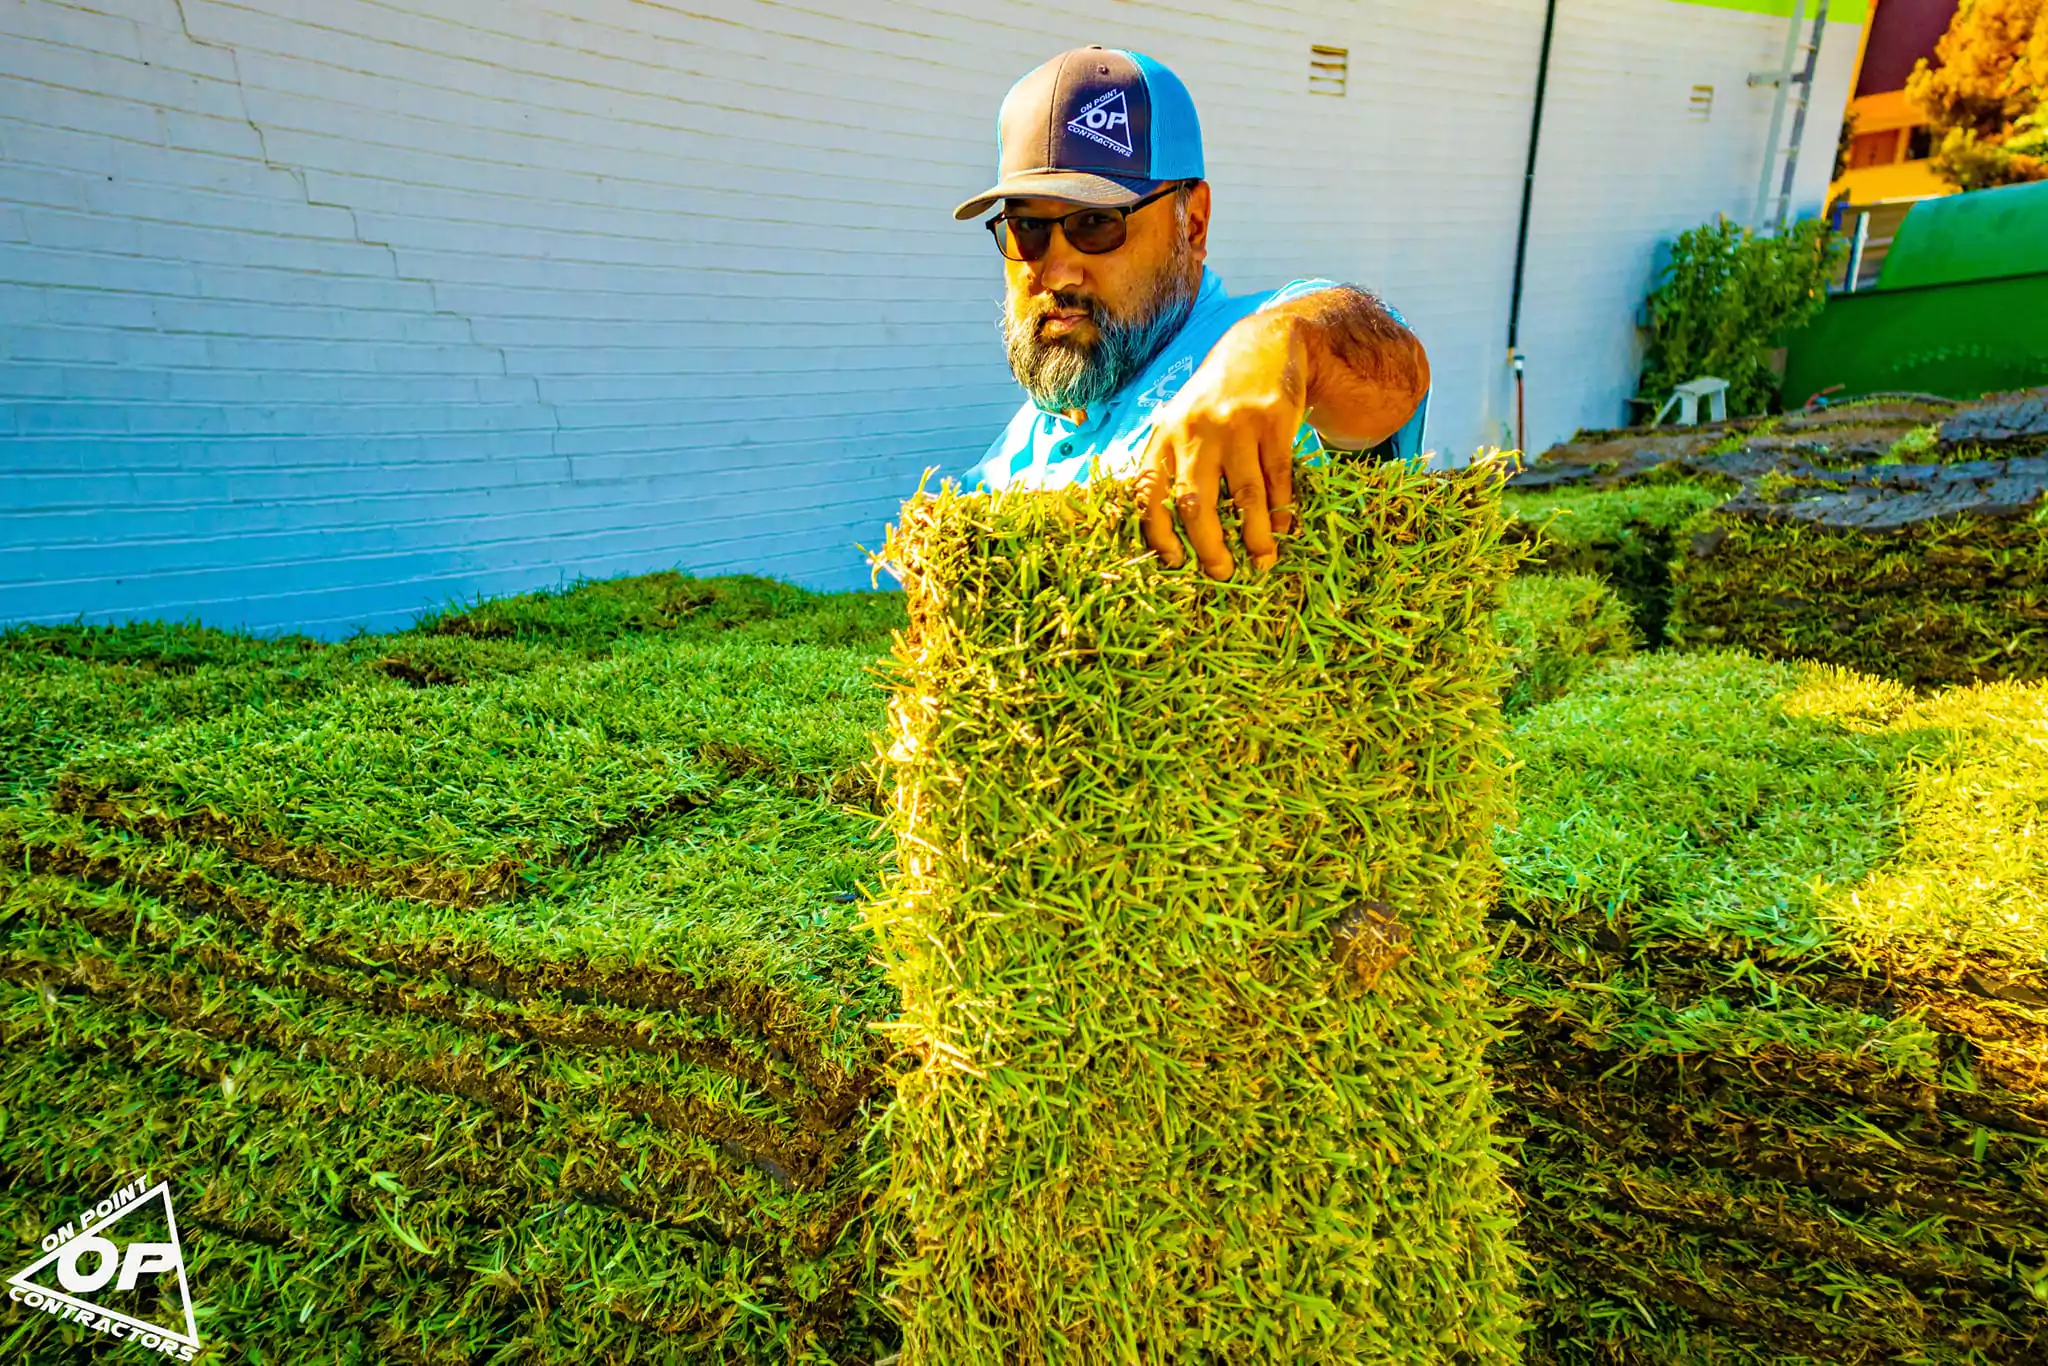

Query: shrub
1904,0,2048,191
1637,216,1846,418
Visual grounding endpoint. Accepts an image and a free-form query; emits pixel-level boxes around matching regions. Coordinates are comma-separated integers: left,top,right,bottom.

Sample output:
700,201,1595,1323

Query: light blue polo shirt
957,268,1428,492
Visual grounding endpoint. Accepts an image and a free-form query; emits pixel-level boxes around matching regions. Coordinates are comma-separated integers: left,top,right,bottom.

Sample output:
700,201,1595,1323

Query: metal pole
1845,208,1869,291
1508,0,1561,454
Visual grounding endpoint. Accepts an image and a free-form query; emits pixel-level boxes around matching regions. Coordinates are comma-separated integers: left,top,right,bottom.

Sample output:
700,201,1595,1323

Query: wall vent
1310,46,1348,97
1689,84,1715,121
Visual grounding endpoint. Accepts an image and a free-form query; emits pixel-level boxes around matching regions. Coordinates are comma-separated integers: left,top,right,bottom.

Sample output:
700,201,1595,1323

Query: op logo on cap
1066,89,1134,158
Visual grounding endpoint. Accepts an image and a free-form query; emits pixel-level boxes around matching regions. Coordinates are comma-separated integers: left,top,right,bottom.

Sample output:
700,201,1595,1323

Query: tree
1905,0,2048,190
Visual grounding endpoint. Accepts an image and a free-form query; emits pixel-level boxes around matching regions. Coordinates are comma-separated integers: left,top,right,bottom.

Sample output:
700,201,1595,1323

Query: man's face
1000,182,1211,416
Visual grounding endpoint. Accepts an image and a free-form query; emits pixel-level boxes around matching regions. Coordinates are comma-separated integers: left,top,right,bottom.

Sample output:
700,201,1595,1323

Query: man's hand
1138,286,1429,579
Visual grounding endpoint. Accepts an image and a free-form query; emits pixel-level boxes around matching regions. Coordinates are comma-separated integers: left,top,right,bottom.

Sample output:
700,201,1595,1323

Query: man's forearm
1262,286,1430,450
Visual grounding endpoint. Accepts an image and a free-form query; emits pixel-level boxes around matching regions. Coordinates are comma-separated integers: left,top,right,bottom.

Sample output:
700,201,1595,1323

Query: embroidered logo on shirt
1067,90,1134,157
1132,356,1195,413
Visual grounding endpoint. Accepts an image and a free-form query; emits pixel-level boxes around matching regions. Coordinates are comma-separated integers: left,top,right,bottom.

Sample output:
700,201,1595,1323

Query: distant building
1832,0,1959,204
2,0,1861,637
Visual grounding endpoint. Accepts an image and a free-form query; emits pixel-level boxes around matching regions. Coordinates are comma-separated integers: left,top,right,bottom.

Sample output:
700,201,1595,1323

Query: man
952,46,1433,581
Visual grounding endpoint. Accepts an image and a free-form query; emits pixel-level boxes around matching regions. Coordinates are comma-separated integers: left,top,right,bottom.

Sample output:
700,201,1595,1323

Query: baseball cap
952,46,1205,221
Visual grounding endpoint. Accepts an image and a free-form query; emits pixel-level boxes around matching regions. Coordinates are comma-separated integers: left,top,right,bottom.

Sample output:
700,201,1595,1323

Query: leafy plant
1905,0,2048,191
1637,216,1848,419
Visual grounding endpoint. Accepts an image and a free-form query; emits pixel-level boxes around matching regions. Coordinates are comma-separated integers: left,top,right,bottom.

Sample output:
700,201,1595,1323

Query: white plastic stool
1651,377,1731,427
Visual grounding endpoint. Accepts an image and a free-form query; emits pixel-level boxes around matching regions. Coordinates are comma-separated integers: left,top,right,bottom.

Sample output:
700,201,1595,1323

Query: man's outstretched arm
1279,284,1431,450
1139,285,1430,579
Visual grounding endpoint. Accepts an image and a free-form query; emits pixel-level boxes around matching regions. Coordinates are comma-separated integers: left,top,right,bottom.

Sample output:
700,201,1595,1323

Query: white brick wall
0,0,1859,635
1514,0,1861,444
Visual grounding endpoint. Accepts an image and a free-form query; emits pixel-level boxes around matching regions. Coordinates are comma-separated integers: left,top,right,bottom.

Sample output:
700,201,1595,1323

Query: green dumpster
1782,180,2048,406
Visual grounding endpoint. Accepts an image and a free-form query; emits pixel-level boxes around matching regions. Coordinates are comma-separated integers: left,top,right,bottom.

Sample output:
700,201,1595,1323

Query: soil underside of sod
4,548,2047,1363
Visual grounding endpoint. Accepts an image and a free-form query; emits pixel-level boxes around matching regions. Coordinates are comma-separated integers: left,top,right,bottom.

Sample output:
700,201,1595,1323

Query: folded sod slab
1498,650,2048,1364
1667,455,2048,686
864,457,1529,1364
1497,573,1636,715
1503,481,1729,646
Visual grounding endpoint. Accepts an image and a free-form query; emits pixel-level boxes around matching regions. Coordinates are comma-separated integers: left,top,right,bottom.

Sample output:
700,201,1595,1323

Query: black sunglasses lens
1064,211,1126,254
993,218,1053,261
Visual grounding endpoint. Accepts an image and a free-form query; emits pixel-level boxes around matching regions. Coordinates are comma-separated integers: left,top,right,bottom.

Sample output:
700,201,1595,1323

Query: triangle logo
7,1177,202,1358
1067,88,1135,158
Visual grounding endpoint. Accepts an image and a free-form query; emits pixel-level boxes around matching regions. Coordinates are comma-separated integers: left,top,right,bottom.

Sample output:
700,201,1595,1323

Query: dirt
373,655,461,687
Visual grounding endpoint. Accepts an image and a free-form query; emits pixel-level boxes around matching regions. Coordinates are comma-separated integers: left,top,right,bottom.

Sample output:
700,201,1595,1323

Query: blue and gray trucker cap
952,46,1205,221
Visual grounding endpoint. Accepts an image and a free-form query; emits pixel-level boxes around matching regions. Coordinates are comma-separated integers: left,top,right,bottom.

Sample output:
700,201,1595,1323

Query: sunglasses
984,184,1182,262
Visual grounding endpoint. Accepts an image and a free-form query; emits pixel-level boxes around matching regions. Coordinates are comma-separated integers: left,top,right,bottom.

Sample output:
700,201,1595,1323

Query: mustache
1022,290,1104,334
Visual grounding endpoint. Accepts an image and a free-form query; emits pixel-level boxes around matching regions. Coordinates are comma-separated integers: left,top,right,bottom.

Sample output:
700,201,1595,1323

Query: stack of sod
1496,650,2048,1364
1667,457,2048,685
30,546,2046,1363
866,458,1528,1364
1941,387,2048,456
0,576,909,1364
1503,482,1729,646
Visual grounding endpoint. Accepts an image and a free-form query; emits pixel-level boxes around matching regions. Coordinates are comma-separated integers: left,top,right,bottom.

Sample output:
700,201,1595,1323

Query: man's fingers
1174,427,1233,580
1140,419,1286,578
1261,434,1298,538
1138,433,1186,569
1227,433,1279,573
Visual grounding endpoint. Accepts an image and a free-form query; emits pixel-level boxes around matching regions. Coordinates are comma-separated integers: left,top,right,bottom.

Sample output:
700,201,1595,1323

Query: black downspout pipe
1508,0,1561,457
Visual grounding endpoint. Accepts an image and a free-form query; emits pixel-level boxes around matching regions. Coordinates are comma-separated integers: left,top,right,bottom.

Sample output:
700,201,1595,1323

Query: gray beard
1002,234,1199,415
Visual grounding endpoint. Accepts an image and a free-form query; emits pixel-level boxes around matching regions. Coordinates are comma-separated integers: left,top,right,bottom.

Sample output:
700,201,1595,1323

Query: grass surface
6,552,2046,1363
868,457,1527,1364
55,637,882,901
